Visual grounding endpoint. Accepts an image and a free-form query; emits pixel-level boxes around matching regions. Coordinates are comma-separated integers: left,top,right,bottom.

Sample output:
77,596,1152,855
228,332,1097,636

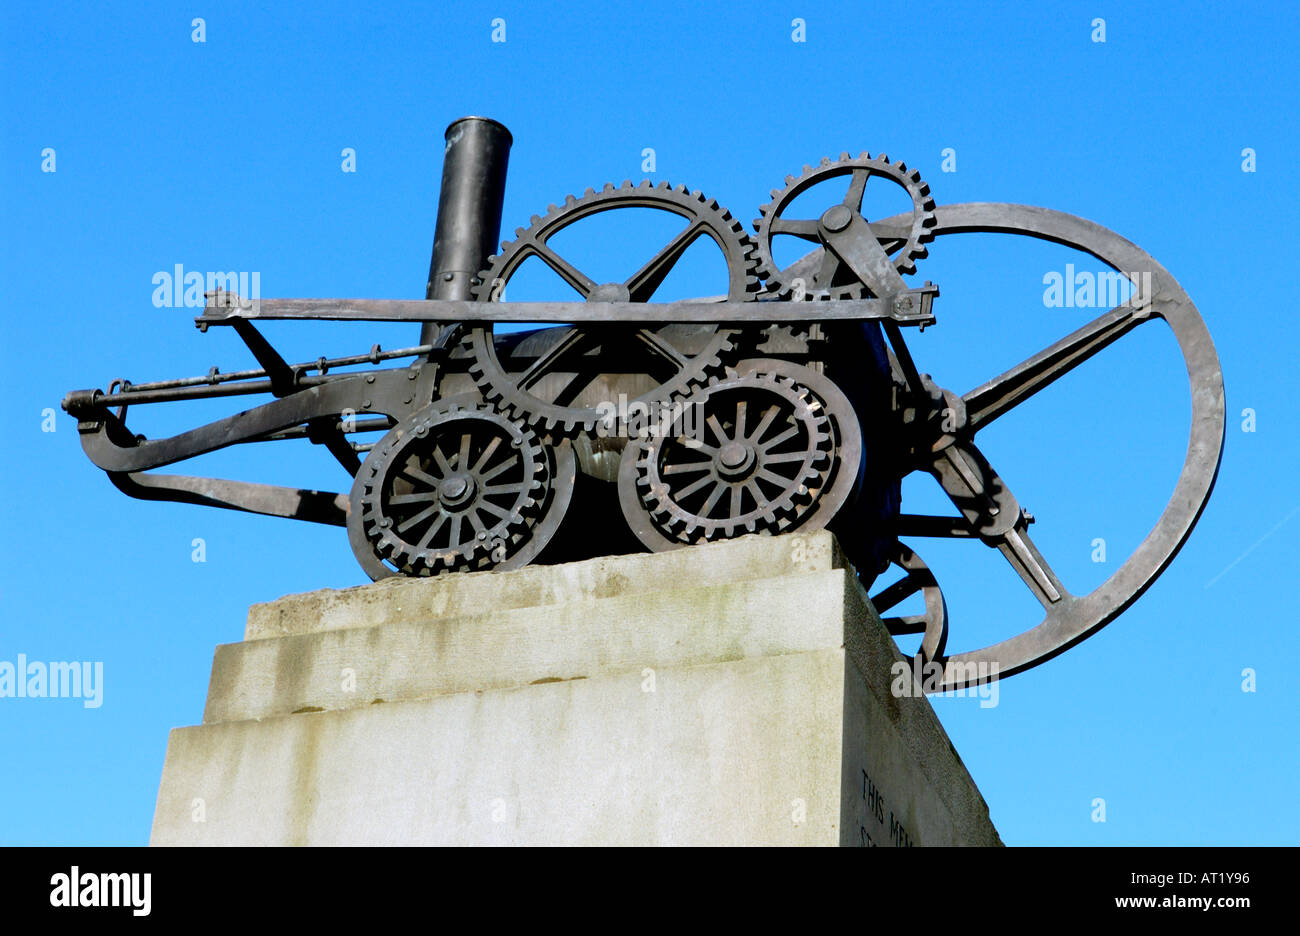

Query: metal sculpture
62,117,1225,688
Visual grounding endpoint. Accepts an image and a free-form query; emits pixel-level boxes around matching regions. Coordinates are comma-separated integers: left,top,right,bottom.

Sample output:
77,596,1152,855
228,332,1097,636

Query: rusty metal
62,119,1224,690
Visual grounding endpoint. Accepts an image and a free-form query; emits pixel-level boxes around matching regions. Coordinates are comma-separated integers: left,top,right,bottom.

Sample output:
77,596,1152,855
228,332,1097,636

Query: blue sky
1,0,1296,844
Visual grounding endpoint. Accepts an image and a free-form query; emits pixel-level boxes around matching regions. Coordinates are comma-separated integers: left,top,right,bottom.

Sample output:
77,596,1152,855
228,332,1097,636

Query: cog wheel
753,153,936,300
348,401,574,577
618,359,863,551
464,180,762,436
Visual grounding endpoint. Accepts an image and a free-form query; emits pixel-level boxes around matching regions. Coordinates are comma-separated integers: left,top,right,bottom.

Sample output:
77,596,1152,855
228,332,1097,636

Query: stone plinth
150,532,1000,846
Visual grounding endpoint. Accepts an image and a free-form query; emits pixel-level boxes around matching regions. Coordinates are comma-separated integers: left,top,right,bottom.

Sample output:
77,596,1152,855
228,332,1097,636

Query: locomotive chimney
422,116,513,346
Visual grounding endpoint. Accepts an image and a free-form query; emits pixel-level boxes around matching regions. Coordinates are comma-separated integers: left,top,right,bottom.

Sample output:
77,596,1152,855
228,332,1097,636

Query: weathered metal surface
62,121,1224,691
194,294,938,326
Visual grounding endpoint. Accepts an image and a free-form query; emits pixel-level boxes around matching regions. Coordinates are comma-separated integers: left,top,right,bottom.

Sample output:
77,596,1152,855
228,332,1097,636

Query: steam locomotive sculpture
62,117,1225,689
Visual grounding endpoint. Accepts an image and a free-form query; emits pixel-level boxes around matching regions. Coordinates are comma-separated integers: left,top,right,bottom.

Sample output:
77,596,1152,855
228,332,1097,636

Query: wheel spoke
870,574,923,614
728,484,743,519
399,465,441,488
746,405,780,444
633,328,689,372
477,500,510,520
625,222,705,301
430,444,453,477
472,436,502,473
456,433,472,471
754,466,794,488
763,449,810,465
770,218,823,243
479,454,519,482
995,523,1065,607
761,424,800,450
675,474,715,500
396,503,440,534
529,241,598,297
699,483,725,518
843,168,869,211
467,508,487,540
662,460,711,476
388,491,439,506
705,415,730,445
414,511,449,550
963,302,1153,432
513,328,595,393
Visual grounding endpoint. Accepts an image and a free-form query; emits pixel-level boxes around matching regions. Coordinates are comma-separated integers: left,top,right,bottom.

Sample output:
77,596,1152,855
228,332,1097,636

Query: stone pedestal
150,532,1000,846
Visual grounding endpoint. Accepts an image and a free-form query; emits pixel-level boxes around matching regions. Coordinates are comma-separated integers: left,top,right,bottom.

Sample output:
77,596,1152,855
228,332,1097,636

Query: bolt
820,204,853,232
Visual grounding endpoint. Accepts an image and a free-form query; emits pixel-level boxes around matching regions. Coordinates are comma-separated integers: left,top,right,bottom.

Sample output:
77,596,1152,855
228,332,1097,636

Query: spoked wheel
870,541,948,666
618,359,862,550
864,203,1226,689
347,402,575,579
464,180,761,436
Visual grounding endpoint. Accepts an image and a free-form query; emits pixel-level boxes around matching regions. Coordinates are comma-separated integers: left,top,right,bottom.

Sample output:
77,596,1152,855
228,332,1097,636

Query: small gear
753,153,937,300
618,360,862,550
351,402,570,576
463,180,762,436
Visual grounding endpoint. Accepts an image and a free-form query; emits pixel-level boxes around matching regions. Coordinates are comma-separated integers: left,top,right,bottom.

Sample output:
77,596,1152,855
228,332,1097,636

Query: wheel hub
438,474,476,508
716,441,756,479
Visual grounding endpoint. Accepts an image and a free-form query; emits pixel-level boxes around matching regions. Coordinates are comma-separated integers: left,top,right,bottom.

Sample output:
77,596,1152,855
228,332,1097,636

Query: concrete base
150,532,1000,846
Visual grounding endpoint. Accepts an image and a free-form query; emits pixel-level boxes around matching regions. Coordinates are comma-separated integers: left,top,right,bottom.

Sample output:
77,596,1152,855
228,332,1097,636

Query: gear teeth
564,194,577,206
464,178,760,434
754,150,937,295
359,401,552,576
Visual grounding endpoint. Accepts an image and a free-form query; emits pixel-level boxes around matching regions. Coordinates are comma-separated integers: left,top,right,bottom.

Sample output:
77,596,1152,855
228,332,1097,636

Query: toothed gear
464,180,761,436
354,403,563,576
753,153,937,300
617,360,863,550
